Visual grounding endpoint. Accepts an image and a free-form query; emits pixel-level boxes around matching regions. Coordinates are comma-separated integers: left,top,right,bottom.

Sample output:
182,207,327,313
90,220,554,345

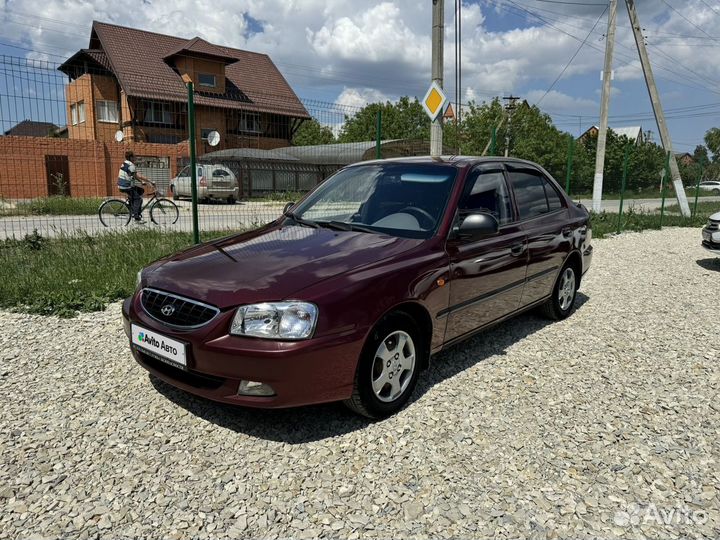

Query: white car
697,181,720,195
702,211,720,255
170,164,239,204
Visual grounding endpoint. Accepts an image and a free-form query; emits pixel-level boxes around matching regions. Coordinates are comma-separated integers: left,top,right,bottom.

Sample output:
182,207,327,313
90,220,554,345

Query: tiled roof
163,37,238,64
4,120,60,137
78,21,309,119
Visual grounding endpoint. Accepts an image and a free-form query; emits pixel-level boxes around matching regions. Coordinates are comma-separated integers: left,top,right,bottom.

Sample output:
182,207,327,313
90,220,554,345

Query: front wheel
344,312,423,418
713,188,720,195
150,198,179,225
539,263,578,320
98,199,131,228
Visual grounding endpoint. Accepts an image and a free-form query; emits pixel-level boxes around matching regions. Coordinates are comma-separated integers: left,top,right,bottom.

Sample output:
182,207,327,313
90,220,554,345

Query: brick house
58,21,310,153
579,125,644,146
674,152,695,166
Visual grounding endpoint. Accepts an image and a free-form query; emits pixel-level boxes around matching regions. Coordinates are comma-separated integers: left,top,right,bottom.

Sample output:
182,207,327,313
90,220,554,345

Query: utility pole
430,0,444,157
625,0,690,216
591,0,617,213
502,95,519,157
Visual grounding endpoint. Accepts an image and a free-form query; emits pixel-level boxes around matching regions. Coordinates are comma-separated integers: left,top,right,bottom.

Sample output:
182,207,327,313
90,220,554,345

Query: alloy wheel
371,330,416,403
558,267,576,311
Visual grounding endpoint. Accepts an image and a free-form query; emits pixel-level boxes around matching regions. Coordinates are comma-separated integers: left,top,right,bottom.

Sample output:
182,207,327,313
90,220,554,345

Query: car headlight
230,302,318,340
135,270,143,291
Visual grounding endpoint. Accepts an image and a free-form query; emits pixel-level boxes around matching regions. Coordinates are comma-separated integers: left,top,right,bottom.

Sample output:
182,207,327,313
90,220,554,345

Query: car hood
144,224,422,309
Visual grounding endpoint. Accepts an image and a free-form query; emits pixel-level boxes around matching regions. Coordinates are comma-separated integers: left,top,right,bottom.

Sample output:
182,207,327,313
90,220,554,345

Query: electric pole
625,0,690,216
592,0,617,213
430,0,444,157
502,95,519,157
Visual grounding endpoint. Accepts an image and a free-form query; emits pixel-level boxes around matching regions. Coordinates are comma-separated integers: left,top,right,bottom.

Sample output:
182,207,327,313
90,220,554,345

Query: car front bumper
122,295,365,408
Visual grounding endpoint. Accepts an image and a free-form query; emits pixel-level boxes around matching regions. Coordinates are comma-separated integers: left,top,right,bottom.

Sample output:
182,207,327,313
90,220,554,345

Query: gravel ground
1,227,719,539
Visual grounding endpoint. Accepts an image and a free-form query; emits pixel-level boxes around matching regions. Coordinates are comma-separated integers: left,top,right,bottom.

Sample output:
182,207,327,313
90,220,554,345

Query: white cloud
0,0,718,144
335,87,391,109
526,89,597,113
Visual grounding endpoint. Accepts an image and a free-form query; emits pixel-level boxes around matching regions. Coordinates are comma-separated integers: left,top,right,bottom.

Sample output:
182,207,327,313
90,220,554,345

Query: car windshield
289,163,458,239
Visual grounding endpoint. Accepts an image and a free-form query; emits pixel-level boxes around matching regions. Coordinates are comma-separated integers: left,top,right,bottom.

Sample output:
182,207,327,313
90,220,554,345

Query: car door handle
510,243,525,256
562,227,573,238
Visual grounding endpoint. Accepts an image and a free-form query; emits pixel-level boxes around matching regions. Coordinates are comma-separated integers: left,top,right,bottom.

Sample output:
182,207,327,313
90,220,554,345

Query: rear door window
508,168,564,220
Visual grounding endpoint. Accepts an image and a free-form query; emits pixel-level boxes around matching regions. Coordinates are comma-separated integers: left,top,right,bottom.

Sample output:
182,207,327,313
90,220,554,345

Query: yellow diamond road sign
422,82,447,120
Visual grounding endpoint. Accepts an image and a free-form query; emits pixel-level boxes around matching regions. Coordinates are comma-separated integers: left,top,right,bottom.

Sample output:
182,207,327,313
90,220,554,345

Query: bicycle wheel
150,198,179,225
98,199,131,228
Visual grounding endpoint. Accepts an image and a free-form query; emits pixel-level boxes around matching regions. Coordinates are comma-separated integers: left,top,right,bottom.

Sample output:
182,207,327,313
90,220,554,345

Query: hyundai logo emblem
161,304,175,317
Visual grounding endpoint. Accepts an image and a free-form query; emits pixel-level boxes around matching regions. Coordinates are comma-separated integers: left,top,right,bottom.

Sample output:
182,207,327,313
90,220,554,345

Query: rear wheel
98,199,131,228
713,188,720,195
171,185,179,201
227,196,236,205
150,198,179,225
539,263,578,320
344,312,423,418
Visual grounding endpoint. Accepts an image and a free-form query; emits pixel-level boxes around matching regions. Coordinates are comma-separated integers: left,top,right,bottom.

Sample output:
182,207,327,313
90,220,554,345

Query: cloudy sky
1,0,719,152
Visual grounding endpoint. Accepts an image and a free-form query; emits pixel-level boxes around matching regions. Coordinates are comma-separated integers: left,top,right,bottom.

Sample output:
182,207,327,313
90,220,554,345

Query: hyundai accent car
123,157,593,418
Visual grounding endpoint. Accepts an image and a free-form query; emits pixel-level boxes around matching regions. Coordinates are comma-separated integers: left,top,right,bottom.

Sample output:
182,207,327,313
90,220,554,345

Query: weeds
590,208,711,238
0,229,235,317
0,196,105,216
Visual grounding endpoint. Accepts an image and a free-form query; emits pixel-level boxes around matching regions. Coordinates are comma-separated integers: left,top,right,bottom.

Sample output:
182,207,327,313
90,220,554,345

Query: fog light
237,380,275,397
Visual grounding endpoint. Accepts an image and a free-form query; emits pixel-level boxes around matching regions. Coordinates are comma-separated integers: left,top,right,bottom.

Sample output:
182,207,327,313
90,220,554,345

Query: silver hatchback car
170,164,239,204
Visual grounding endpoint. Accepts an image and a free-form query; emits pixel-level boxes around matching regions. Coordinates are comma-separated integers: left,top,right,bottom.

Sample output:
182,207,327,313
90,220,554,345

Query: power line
496,0,720,95
531,0,608,5
536,5,608,105
659,0,715,39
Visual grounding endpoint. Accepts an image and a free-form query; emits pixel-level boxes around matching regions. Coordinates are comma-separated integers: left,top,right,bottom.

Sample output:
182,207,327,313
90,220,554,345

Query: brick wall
0,137,189,199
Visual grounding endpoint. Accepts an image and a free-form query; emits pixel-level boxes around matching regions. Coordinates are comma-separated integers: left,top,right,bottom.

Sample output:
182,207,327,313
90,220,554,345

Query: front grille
141,288,219,328
706,222,719,231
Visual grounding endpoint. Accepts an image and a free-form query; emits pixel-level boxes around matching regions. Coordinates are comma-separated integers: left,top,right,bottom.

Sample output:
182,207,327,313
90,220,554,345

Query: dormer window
198,73,216,87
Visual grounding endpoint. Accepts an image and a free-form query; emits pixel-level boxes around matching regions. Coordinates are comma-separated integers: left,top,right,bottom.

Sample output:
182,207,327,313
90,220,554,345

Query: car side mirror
456,212,499,241
283,201,295,214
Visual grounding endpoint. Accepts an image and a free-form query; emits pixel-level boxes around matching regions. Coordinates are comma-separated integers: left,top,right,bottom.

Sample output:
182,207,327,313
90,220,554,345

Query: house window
144,101,173,124
198,73,216,87
96,100,119,123
71,101,85,126
239,112,261,134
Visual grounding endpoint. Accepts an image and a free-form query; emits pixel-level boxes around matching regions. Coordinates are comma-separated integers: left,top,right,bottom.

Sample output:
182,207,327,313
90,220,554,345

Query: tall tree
338,97,430,143
704,128,720,162
692,145,710,168
292,119,336,146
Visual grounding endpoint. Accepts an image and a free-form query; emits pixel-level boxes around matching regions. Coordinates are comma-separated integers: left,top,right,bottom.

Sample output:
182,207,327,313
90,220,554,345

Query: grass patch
0,196,105,216
246,191,305,203
591,208,711,239
0,229,236,317
571,189,717,201
664,200,718,216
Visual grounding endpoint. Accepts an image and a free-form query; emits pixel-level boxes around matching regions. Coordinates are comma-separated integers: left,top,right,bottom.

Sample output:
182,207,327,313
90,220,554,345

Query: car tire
171,186,179,201
344,312,423,419
227,196,236,205
539,262,578,320
713,189,720,195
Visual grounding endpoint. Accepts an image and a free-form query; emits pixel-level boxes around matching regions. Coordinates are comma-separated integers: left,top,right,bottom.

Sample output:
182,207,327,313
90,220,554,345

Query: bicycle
98,181,179,228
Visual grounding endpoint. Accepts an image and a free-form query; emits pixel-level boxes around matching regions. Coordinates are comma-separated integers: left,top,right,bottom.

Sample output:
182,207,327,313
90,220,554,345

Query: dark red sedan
123,157,592,418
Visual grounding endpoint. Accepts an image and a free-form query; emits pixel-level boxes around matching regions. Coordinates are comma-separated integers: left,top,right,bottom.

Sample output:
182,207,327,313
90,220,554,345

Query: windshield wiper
283,211,320,229
316,220,377,234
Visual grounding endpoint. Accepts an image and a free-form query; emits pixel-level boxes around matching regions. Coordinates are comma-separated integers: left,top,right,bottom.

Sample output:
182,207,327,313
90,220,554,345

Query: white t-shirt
118,160,138,188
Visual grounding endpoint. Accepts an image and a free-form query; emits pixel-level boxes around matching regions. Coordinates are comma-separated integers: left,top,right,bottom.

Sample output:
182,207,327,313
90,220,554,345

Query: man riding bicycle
117,150,150,223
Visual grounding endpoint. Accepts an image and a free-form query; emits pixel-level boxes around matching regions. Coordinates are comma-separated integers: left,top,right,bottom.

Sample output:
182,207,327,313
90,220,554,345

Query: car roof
346,155,547,169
